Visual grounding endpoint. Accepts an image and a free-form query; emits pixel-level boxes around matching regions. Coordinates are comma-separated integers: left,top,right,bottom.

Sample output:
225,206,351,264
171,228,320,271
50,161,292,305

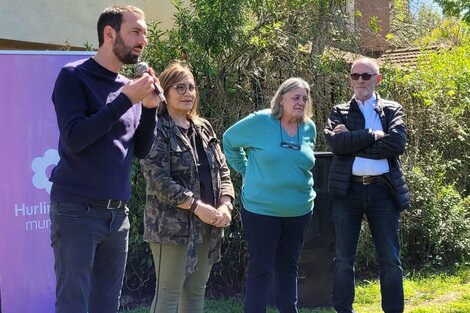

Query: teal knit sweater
223,109,316,217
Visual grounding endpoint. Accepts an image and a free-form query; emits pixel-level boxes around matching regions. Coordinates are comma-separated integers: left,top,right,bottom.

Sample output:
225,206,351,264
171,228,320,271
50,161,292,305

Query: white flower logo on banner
32,149,59,194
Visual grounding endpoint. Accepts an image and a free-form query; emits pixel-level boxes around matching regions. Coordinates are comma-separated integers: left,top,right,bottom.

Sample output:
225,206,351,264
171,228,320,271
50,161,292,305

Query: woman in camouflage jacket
140,61,235,313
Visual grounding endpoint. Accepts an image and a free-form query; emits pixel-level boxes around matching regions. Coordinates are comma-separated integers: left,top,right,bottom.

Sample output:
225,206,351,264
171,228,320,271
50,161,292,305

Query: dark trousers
332,182,404,313
50,203,130,313
242,208,312,313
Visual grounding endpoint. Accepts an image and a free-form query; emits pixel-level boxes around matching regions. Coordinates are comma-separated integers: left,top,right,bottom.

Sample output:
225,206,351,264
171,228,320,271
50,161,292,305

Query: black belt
88,199,128,209
352,175,387,185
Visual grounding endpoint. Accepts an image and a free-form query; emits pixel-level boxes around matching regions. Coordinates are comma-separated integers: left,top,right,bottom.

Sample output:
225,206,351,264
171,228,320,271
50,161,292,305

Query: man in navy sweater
49,5,161,313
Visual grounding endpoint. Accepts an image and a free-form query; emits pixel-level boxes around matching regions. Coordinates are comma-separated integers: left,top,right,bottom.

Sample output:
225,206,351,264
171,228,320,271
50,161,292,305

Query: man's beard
113,32,140,65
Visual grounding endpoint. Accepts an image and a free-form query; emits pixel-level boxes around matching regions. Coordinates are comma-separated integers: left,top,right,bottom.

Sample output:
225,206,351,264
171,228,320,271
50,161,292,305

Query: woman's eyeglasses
173,83,196,95
279,122,301,150
350,73,377,81
280,141,300,150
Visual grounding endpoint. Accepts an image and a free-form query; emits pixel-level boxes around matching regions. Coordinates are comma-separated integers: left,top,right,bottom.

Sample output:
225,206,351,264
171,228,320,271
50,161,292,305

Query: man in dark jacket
324,57,410,313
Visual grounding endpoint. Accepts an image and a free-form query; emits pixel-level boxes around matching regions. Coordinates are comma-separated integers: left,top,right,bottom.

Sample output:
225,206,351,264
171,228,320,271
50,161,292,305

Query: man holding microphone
49,5,161,313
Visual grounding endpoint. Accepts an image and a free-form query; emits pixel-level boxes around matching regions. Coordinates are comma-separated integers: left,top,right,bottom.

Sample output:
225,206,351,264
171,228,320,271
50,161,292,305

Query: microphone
135,62,166,105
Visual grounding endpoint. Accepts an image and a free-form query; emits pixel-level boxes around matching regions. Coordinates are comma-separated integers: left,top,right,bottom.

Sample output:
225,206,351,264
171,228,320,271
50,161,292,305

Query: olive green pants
149,228,212,313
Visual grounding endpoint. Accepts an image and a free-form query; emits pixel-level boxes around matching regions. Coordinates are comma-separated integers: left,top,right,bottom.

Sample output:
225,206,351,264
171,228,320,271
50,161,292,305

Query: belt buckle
362,176,372,185
106,199,123,209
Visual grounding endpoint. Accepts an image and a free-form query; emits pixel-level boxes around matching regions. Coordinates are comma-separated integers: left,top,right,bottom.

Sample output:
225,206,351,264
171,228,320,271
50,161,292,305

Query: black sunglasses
350,73,377,81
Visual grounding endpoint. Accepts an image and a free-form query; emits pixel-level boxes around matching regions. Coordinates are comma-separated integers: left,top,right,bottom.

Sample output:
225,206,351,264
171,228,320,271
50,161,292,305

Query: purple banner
0,51,94,313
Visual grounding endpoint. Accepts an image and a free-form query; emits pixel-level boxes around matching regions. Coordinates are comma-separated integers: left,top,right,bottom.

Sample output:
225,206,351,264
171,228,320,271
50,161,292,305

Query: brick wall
354,0,391,55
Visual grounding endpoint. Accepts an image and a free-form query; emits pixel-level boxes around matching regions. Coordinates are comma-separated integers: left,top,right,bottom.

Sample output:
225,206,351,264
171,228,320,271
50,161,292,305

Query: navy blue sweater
50,58,157,203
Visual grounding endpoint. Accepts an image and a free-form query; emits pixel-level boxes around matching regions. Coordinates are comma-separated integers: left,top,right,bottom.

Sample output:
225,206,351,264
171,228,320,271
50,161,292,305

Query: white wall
0,0,188,49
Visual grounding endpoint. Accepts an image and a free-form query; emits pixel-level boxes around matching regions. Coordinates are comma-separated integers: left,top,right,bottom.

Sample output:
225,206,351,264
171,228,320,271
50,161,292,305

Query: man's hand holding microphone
122,62,165,109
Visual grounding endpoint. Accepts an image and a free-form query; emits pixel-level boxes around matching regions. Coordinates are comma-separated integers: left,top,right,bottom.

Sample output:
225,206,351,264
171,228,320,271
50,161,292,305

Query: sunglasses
173,83,196,95
280,141,301,150
279,122,301,150
350,73,377,81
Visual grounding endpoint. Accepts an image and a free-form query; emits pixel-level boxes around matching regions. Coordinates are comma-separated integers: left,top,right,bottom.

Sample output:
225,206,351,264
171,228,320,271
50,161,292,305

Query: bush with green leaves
378,44,470,268
403,164,470,268
123,0,354,299
122,0,470,300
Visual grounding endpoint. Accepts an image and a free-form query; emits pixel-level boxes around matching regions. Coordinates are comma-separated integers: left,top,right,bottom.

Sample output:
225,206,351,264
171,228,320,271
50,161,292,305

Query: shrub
358,44,470,271
122,1,470,300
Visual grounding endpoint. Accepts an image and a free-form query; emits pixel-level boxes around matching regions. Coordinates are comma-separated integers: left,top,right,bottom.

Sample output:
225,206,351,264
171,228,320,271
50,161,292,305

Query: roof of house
322,45,449,71
378,45,447,69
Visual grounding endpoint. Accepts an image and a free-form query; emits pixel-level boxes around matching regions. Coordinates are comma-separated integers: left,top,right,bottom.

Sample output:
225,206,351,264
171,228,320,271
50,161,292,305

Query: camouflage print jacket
140,113,234,275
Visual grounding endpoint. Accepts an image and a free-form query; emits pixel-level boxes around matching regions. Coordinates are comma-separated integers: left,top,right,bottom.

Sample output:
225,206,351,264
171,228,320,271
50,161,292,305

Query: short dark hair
97,5,145,47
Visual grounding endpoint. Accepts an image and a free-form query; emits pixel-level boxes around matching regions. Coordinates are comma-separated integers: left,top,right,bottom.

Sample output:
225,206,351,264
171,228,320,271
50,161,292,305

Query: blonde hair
270,77,313,121
158,61,200,120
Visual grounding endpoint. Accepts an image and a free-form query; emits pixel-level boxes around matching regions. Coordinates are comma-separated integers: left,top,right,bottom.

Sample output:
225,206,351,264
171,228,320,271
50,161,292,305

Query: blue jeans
332,182,404,313
50,203,130,313
242,208,312,313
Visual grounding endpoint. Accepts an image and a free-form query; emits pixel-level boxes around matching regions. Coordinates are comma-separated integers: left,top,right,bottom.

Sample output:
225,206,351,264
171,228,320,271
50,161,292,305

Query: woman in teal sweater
223,77,316,313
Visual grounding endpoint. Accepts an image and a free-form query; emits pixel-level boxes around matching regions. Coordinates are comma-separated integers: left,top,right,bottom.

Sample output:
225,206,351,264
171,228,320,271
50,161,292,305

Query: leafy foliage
123,0,470,301
434,0,470,23
125,0,354,299
389,0,443,48
418,18,470,46
404,165,470,267
378,44,470,268
123,161,155,299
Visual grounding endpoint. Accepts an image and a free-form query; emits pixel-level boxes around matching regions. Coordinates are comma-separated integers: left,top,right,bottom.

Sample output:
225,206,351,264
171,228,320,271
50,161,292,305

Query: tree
418,17,470,46
434,0,470,23
123,0,470,300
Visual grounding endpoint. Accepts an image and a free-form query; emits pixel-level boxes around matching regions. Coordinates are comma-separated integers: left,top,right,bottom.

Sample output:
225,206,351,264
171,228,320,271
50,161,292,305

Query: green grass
121,267,470,313
354,267,470,313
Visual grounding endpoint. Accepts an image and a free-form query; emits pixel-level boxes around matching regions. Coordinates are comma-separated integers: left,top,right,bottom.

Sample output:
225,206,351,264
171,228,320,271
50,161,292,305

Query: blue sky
411,0,442,15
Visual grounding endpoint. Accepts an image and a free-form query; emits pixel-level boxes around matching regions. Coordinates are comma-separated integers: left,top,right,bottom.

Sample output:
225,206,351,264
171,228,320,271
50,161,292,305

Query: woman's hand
214,203,232,228
194,202,223,226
